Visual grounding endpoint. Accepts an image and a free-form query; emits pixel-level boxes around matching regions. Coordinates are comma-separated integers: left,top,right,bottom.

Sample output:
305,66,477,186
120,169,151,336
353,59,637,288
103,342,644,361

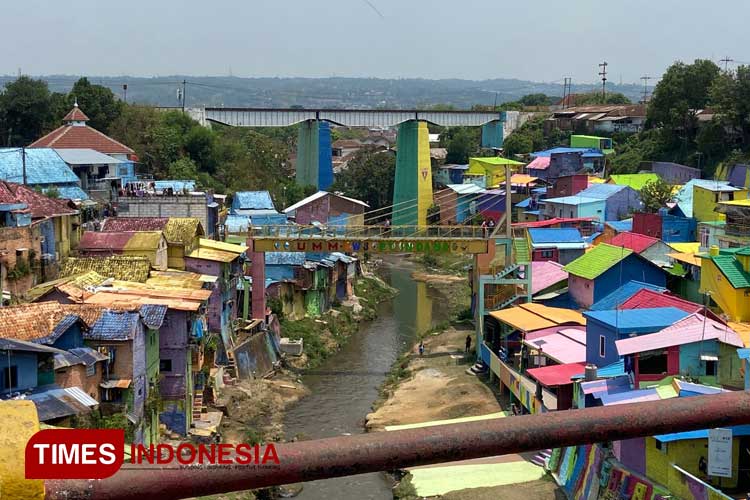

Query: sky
3,0,749,84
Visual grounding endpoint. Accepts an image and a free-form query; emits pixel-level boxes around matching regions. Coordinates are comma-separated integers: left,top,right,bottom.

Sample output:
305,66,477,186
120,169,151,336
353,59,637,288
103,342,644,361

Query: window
639,352,668,375
86,363,96,377
655,440,667,454
2,366,18,390
599,336,606,358
160,359,173,372
700,228,710,248
705,360,717,376
540,250,554,259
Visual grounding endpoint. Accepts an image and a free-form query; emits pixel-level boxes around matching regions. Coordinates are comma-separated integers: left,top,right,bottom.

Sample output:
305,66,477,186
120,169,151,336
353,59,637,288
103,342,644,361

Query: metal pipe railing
47,391,750,500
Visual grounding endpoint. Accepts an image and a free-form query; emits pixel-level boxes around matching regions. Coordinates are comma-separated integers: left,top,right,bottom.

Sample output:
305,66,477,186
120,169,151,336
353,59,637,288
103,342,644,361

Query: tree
68,78,123,133
441,127,480,164
518,93,555,107
331,149,395,211
639,178,673,213
502,133,534,157
0,76,52,146
647,59,720,141
569,92,631,106
710,65,750,147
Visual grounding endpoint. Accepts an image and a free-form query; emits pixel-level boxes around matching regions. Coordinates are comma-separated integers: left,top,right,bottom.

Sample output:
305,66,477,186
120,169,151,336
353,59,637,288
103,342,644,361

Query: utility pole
182,79,187,112
640,75,652,104
21,147,27,185
720,56,734,72
562,77,572,108
598,62,608,100
123,84,128,104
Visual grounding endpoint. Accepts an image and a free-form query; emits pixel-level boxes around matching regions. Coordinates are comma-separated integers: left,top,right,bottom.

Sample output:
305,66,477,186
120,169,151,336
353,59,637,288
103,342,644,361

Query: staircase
222,350,238,386
192,390,204,423
530,449,552,468
512,237,531,264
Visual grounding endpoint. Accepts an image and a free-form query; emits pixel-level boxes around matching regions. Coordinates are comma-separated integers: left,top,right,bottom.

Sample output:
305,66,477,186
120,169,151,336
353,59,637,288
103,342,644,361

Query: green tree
0,76,52,146
569,92,631,106
639,178,673,213
518,93,556,107
502,133,534,157
331,149,395,211
441,127,480,164
68,77,123,133
710,65,750,147
647,59,720,141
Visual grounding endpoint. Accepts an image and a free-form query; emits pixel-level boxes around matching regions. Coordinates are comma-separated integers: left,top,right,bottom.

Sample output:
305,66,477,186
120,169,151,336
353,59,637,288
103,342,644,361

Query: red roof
101,217,169,232
609,231,659,254
526,362,587,387
513,217,596,228
618,289,724,323
29,124,134,155
0,180,77,219
62,106,90,122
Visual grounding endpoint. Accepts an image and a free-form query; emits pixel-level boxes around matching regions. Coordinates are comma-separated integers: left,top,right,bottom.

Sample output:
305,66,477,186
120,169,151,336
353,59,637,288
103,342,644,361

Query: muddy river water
283,258,451,499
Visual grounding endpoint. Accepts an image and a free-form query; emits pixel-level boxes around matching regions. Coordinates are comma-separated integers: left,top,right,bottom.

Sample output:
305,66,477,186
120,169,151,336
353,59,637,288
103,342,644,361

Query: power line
640,75,652,104
720,56,734,72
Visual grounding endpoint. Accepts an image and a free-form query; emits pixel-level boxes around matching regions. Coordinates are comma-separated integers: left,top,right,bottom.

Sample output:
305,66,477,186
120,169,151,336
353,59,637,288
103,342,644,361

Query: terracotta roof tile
0,180,78,219
101,217,169,232
79,231,164,253
62,106,90,122
29,124,134,155
0,303,105,342
60,256,151,282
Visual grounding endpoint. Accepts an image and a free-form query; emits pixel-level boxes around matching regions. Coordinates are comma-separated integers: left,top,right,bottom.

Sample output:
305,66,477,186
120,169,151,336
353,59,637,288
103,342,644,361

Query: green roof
563,243,633,280
709,255,750,288
609,173,661,191
468,157,524,167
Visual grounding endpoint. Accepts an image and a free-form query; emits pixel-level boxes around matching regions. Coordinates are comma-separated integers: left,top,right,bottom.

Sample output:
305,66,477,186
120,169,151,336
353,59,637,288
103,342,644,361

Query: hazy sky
3,0,749,83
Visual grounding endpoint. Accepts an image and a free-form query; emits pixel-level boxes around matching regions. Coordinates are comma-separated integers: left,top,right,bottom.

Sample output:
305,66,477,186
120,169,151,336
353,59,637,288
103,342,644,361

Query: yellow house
692,183,749,222
699,246,750,322
163,218,204,270
645,432,742,499
466,157,524,188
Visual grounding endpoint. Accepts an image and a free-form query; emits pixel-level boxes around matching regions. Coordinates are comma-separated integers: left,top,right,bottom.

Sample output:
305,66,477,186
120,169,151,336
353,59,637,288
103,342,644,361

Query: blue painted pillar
480,113,506,149
296,120,333,189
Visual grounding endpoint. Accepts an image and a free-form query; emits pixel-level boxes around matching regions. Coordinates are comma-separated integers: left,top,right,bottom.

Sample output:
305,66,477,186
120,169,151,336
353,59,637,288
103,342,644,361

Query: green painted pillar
481,117,505,149
296,120,333,189
392,120,432,226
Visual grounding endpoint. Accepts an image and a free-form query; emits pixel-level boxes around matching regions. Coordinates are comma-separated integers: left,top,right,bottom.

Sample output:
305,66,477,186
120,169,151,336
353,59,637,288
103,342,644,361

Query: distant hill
0,75,643,109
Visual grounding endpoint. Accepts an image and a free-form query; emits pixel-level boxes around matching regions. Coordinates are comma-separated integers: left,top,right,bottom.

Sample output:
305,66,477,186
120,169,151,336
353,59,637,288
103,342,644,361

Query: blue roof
528,228,584,244
532,187,547,194
542,195,603,206
154,180,196,192
598,387,658,406
516,197,532,208
265,252,306,266
0,148,80,185
530,147,604,158
54,185,89,201
234,191,275,211
578,184,628,199
605,219,633,232
139,305,167,330
655,424,750,443
589,280,667,310
572,359,626,380
225,214,250,233
671,179,734,218
583,307,690,331
87,311,140,341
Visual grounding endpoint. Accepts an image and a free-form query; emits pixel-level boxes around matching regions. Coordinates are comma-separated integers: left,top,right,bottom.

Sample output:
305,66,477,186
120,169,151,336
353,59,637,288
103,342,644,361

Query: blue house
0,338,61,396
577,184,643,221
265,252,306,281
528,228,586,264
0,148,88,200
589,280,667,311
583,307,691,366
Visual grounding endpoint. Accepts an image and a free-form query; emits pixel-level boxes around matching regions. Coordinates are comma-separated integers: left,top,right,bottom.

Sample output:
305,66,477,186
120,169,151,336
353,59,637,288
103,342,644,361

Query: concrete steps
530,449,552,468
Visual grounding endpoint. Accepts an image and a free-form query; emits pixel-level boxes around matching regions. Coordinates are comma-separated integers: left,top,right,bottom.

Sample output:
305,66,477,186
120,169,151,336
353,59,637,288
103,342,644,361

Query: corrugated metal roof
79,231,164,252
100,379,132,389
578,183,628,199
154,180,196,192
618,289,703,314
528,228,584,244
604,220,633,232
61,256,151,282
706,254,750,288
234,191,275,210
654,424,750,443
187,247,238,263
54,347,108,369
589,281,668,310
609,232,659,254
53,148,123,165
616,314,742,355
489,303,585,332
531,261,568,295
445,183,486,195
87,310,140,340
0,148,80,184
583,307,690,331
608,173,660,190
526,156,551,170
197,238,246,254
580,376,631,395
265,252,306,266
53,185,90,201
526,362,587,387
524,329,586,364
26,386,98,421
563,243,633,279
542,195,603,206
0,338,64,354
530,147,603,158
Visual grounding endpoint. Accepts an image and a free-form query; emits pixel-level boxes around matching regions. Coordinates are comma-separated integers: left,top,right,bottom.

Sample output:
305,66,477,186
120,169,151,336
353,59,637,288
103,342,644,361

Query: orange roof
510,174,538,185
84,292,204,312
99,283,212,302
187,247,238,263
29,124,134,155
489,303,585,332
667,252,702,267
63,105,90,122
0,303,105,342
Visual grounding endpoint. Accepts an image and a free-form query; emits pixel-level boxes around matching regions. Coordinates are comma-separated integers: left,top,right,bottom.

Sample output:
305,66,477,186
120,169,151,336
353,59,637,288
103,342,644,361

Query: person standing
465,334,472,353
418,340,425,356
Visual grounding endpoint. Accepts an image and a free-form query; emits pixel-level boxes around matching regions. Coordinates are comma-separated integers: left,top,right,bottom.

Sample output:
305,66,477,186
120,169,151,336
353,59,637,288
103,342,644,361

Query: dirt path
366,327,501,431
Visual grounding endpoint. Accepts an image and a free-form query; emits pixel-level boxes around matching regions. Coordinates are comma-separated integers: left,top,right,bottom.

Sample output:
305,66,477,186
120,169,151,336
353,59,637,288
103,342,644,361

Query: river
282,257,451,500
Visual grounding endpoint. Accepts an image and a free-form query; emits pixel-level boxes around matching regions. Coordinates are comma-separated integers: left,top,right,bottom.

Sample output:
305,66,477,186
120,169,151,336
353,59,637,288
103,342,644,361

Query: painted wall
645,436,740,498
569,274,595,309
159,310,189,399
700,258,750,322
604,186,642,221
55,363,102,400
548,175,588,198
392,120,432,226
0,351,39,394
615,438,646,476
51,324,85,351
593,255,666,303
543,199,605,221
145,328,160,387
661,215,697,243
679,341,719,381
632,212,662,239
652,162,701,185
719,342,744,388
694,186,750,223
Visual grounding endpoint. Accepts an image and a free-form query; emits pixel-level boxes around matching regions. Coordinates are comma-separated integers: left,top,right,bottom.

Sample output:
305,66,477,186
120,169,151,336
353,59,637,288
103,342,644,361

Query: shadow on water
282,257,451,499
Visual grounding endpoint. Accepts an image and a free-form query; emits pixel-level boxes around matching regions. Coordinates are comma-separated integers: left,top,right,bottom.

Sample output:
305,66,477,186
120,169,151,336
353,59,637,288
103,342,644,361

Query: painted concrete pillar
392,120,432,226
480,115,505,149
246,236,266,321
296,119,333,190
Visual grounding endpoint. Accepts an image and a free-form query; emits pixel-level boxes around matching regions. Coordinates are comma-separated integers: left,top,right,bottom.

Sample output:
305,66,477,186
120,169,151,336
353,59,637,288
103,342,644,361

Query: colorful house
682,180,749,222
583,307,691,366
530,261,568,298
570,135,614,154
588,280,667,311
564,243,667,308
650,161,701,185
78,231,168,270
528,228,586,264
0,338,60,397
699,246,750,322
433,184,485,224
615,314,742,387
283,191,368,226
609,231,673,267
60,256,152,283
631,211,697,243
577,183,643,221
528,149,604,179
547,174,589,198
433,164,469,186
0,148,89,201
596,219,633,244
465,157,523,188
540,195,605,221
713,198,750,248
